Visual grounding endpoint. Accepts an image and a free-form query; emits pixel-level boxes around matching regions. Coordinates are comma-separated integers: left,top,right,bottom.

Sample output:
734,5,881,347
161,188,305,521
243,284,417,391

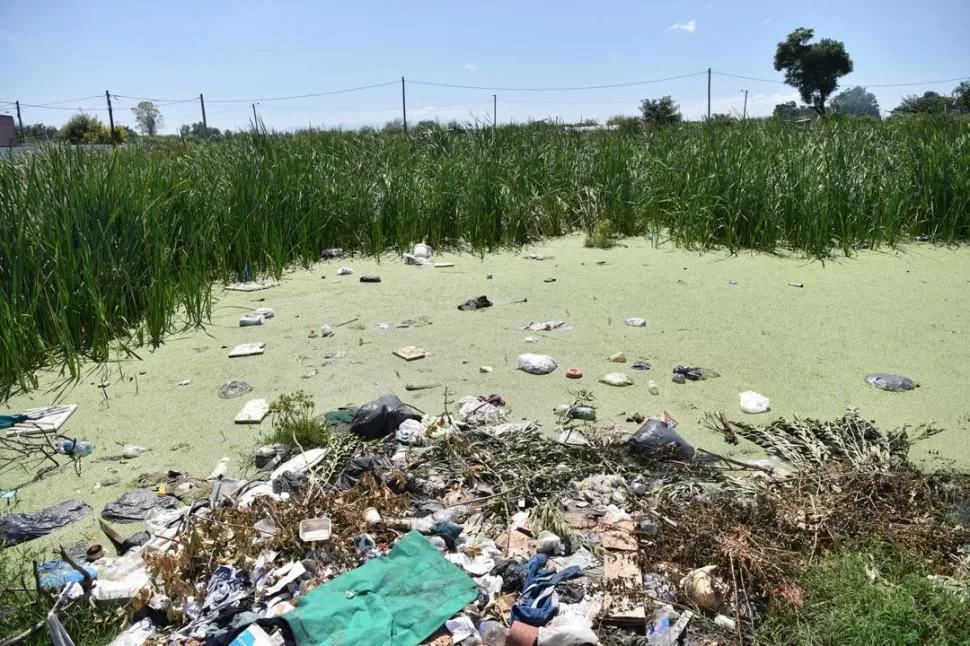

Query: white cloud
464,64,479,72
667,19,696,33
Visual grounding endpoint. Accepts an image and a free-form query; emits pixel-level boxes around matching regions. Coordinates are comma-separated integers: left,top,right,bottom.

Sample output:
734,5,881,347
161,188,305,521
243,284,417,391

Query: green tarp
285,531,478,646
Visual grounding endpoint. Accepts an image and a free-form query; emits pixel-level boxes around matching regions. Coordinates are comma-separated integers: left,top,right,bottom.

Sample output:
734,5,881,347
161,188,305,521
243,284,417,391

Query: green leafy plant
584,218,615,249
265,391,328,448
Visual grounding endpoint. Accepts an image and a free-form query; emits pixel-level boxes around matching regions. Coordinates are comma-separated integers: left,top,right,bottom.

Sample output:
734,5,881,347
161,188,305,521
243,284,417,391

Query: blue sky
2,0,967,133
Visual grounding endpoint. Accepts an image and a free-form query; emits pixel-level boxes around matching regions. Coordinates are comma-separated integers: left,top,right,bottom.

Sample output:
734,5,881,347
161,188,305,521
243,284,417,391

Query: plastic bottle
647,380,660,395
59,440,94,457
568,406,596,421
479,621,507,646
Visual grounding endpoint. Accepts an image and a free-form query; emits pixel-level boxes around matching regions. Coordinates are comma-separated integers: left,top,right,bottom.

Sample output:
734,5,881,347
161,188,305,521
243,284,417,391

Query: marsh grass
755,545,970,645
1,117,967,394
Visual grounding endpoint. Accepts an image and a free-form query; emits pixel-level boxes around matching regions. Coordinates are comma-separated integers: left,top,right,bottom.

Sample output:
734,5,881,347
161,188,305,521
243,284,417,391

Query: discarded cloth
36,559,97,591
285,531,478,646
0,413,28,429
0,499,92,546
510,554,582,627
101,489,180,523
204,565,249,610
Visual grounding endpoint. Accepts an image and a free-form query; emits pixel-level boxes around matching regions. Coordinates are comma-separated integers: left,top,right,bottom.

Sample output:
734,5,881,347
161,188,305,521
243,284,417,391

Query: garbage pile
15,394,970,646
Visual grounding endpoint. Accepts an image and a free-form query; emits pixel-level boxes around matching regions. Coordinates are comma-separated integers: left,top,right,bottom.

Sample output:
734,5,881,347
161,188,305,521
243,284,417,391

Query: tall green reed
0,116,966,395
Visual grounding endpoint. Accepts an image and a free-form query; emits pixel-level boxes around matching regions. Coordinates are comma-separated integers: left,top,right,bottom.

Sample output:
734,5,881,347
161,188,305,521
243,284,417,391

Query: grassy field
0,116,967,394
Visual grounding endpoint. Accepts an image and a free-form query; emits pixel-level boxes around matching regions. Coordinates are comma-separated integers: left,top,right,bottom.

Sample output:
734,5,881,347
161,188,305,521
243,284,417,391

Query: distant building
0,114,17,146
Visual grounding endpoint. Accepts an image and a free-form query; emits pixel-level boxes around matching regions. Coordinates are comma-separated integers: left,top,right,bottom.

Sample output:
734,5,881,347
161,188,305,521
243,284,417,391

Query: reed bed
0,116,967,394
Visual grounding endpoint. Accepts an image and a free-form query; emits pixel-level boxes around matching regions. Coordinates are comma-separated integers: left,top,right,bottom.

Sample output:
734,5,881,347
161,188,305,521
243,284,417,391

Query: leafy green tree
131,101,163,136
21,123,59,142
382,119,405,134
951,81,970,114
58,114,105,144
412,120,441,134
774,27,853,116
639,96,681,125
892,91,950,115
830,86,880,117
772,101,816,121
57,114,128,144
607,114,641,134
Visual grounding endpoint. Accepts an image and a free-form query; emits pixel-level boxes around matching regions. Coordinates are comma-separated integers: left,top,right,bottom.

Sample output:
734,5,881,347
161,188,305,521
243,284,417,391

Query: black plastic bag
457,295,492,311
102,488,179,523
0,500,92,546
333,456,415,494
272,471,308,495
628,418,695,461
349,395,419,439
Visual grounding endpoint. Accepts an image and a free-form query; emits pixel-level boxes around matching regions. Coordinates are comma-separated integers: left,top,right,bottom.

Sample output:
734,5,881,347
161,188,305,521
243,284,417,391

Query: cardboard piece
603,551,646,622
393,346,427,361
495,529,533,559
601,529,637,551
234,399,270,424
601,519,645,622
229,342,265,358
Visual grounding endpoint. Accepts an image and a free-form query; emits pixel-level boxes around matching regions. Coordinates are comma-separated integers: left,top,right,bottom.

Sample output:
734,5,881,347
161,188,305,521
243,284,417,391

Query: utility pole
493,94,497,128
707,68,711,120
252,103,258,127
401,76,408,135
200,93,208,136
105,90,116,145
741,89,748,120
14,101,23,145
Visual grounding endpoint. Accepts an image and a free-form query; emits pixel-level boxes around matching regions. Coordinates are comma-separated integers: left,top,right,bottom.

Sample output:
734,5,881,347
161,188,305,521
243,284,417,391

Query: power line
205,81,399,103
865,76,968,87
113,94,196,104
713,71,969,88
34,95,104,107
14,103,107,111
408,72,707,92
712,72,787,85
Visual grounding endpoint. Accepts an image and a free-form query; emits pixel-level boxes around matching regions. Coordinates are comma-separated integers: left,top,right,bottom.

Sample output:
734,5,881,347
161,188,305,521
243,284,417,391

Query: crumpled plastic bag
865,373,918,392
518,354,557,375
102,489,179,524
739,391,770,414
0,500,92,546
349,394,420,439
333,456,416,494
628,418,694,461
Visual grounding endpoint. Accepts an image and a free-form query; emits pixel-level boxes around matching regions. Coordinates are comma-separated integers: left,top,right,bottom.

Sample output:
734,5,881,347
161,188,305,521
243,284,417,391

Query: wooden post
707,68,711,120
106,90,116,145
200,93,208,136
401,76,408,135
15,100,23,145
